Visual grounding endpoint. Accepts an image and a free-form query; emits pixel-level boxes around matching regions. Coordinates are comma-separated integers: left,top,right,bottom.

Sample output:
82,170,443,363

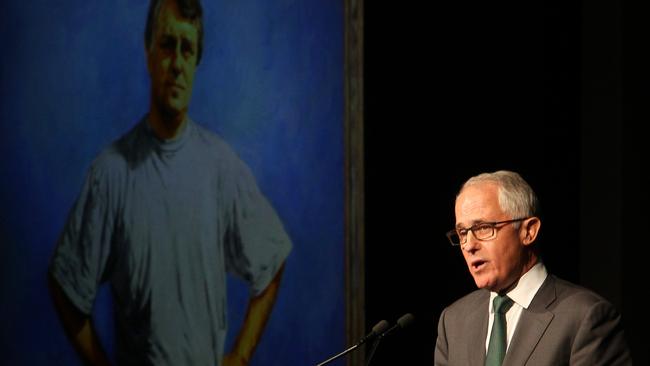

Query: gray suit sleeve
434,308,450,366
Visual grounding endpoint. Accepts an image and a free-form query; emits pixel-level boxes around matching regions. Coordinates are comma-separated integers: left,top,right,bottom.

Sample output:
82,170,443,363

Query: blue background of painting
0,1,344,365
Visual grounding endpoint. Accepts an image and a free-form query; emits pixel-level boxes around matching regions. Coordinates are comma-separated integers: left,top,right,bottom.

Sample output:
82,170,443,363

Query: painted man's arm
48,273,111,366
223,263,286,366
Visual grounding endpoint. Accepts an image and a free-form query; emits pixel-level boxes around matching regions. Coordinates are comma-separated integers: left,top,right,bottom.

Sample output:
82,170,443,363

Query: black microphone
378,313,415,339
365,313,416,366
358,319,390,345
315,320,389,366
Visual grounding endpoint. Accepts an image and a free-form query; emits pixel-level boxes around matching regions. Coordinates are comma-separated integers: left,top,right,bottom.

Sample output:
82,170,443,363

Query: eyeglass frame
445,217,531,246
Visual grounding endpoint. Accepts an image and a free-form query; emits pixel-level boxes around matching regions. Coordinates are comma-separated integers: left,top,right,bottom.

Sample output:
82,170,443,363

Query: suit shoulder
548,275,619,316
552,276,610,304
444,289,488,315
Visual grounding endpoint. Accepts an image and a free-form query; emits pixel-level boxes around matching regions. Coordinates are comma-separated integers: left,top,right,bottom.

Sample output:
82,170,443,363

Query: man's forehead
155,1,198,35
455,183,502,221
154,21,198,44
457,182,499,205
157,21,197,36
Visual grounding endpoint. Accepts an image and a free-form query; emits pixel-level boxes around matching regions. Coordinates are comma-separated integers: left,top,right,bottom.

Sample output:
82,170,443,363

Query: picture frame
0,0,366,365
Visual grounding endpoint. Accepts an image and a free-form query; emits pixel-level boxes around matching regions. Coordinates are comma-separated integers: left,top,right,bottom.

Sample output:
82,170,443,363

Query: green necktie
485,295,514,366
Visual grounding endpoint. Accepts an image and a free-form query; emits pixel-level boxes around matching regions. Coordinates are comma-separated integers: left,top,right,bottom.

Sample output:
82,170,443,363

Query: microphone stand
365,313,415,366
315,320,389,366
315,343,361,366
364,336,383,366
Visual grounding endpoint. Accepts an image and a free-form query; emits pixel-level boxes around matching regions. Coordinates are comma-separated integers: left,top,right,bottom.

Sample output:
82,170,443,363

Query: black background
364,1,648,365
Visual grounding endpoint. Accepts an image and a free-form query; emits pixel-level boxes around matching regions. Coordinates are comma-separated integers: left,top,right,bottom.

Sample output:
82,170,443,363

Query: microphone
365,313,415,366
358,319,390,345
315,320,389,366
378,313,415,339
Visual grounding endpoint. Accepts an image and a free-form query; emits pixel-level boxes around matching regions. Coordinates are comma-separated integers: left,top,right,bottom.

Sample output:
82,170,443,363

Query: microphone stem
365,337,382,366
315,344,360,366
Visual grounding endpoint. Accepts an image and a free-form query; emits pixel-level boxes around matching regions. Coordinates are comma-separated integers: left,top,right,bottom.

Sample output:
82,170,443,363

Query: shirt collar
490,262,548,312
144,116,192,153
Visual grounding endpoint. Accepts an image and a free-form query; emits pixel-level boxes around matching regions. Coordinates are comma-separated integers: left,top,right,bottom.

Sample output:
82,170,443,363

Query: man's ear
521,216,541,246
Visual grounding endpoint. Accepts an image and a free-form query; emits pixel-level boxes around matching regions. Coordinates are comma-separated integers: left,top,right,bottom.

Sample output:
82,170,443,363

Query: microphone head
372,319,390,334
357,319,390,345
376,313,415,339
396,313,415,328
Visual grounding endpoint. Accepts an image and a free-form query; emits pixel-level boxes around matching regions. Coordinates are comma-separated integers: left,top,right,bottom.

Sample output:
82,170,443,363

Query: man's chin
161,100,188,119
472,275,492,290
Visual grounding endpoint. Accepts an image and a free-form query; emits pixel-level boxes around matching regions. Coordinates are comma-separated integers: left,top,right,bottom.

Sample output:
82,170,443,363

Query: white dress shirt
485,262,548,353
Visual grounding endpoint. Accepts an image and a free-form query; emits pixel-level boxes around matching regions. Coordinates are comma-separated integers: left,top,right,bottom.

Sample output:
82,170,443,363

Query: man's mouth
470,259,487,271
167,81,185,90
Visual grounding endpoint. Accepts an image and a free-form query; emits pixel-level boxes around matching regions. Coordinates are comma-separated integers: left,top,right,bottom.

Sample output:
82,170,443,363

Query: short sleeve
49,162,116,315
223,160,292,296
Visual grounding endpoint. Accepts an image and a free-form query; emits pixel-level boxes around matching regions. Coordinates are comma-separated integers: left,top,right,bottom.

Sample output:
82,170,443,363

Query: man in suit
434,170,631,365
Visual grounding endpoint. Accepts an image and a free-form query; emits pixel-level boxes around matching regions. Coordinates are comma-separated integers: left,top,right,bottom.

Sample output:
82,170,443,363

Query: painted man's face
147,0,199,119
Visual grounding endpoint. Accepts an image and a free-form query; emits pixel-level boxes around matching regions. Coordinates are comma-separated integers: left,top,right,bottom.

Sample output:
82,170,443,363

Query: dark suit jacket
434,275,632,365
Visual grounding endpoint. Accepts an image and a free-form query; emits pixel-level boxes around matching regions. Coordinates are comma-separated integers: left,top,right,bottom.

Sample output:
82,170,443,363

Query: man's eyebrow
455,219,488,229
180,35,195,44
157,32,175,40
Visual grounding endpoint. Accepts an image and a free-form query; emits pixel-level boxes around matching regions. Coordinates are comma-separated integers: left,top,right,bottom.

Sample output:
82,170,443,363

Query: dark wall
364,1,646,365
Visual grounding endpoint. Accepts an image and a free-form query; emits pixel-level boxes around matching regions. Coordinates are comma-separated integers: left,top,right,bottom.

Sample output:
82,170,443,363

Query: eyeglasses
445,218,529,246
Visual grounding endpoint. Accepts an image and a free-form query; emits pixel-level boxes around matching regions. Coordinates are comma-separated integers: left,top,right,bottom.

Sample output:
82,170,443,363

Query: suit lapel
503,276,557,366
466,291,490,366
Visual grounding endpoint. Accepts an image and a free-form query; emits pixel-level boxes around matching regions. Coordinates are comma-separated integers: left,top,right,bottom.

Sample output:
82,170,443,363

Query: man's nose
462,231,480,252
171,48,183,73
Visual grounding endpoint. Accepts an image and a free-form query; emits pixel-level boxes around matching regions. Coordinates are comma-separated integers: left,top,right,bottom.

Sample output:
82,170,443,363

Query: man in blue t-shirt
48,1,292,365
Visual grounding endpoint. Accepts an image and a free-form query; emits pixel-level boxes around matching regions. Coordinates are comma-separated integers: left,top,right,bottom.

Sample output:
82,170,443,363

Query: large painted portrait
0,0,364,365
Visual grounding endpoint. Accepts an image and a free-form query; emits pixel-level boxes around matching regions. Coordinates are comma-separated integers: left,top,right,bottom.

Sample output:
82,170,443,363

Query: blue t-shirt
50,117,292,365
